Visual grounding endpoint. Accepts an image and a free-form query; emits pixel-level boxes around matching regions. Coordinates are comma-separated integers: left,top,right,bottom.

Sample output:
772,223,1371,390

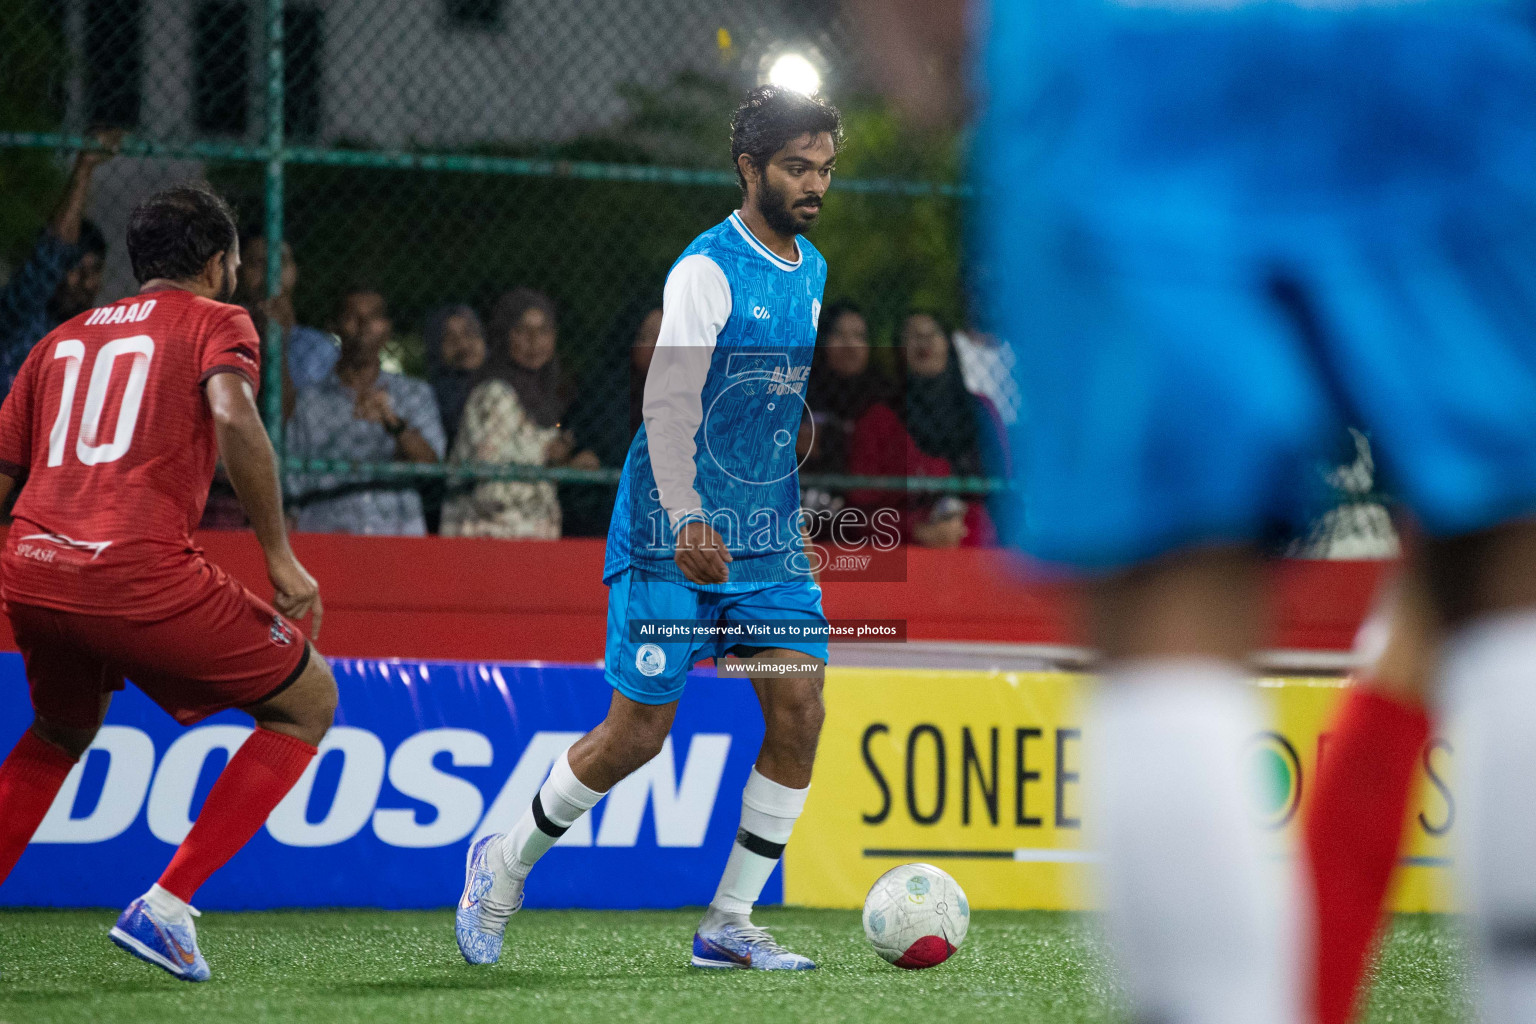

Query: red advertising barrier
0,527,1392,661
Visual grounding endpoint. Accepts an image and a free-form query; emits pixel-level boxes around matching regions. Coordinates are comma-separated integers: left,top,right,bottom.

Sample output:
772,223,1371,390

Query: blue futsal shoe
109,897,211,982
691,918,817,971
456,833,523,965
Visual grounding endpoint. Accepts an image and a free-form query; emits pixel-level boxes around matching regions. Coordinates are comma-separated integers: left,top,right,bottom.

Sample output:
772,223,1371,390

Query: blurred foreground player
457,86,839,970
967,0,1536,1020
0,185,336,982
849,0,1536,1020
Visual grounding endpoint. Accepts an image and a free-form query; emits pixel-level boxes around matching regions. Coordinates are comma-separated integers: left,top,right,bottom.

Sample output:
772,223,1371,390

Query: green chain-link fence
1,0,1006,539
0,0,1393,554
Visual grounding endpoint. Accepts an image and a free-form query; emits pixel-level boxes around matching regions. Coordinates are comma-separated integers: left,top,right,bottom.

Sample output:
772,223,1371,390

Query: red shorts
7,563,309,728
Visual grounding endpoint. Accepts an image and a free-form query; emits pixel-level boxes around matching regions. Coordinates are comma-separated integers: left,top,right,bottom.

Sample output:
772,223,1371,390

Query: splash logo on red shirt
269,615,296,647
17,531,112,560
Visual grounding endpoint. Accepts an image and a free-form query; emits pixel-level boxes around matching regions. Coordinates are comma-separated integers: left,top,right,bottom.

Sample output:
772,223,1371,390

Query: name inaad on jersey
81,299,157,327
0,287,263,617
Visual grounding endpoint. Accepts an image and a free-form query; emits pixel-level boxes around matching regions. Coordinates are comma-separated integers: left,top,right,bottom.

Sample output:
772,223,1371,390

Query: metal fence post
261,0,286,448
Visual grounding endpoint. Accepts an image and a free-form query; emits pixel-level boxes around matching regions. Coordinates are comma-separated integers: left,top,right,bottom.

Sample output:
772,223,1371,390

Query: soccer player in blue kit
857,0,1536,1021
456,85,841,971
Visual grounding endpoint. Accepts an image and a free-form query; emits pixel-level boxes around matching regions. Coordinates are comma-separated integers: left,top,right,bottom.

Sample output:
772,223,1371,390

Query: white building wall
313,0,803,147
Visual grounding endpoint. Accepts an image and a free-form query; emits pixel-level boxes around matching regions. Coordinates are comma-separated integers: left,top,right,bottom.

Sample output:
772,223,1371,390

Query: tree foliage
0,0,69,271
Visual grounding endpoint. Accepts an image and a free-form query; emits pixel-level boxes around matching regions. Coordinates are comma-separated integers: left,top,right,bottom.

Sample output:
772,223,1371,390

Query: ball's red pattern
892,935,956,970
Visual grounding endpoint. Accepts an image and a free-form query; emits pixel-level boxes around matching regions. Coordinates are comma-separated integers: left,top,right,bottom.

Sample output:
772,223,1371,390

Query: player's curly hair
126,184,237,284
730,85,844,193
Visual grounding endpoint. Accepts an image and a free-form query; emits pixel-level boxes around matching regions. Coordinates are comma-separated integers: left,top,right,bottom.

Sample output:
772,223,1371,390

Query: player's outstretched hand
268,551,324,640
675,520,732,585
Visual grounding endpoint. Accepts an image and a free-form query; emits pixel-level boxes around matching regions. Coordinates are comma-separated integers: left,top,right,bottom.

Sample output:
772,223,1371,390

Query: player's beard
756,179,818,237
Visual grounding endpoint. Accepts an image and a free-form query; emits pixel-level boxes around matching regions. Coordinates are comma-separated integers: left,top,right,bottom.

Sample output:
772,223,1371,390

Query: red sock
158,727,316,903
0,731,78,885
1307,685,1431,1024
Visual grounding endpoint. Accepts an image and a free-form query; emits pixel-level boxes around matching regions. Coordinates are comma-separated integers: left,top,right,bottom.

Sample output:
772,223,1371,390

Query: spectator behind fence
561,298,662,537
207,233,335,531
0,130,121,398
423,304,488,451
419,304,488,533
285,287,445,535
849,311,1001,548
441,288,594,538
806,300,891,472
236,234,340,402
802,301,890,529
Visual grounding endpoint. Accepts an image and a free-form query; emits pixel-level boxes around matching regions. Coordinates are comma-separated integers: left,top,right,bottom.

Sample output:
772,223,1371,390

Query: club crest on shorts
269,615,296,647
635,643,666,677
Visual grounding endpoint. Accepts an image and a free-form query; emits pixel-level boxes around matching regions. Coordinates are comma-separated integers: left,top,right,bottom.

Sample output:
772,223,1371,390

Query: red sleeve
0,351,39,477
847,403,914,537
198,304,262,388
848,403,905,479
961,502,998,548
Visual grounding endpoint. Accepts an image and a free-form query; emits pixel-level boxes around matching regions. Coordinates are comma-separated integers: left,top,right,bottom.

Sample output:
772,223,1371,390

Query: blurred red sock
0,731,78,884
158,728,316,903
1307,685,1430,1024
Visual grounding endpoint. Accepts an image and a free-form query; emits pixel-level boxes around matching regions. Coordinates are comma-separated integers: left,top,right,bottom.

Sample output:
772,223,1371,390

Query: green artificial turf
0,909,1468,1024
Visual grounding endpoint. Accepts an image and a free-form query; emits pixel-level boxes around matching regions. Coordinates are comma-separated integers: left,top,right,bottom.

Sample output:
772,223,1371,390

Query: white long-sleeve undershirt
643,253,731,528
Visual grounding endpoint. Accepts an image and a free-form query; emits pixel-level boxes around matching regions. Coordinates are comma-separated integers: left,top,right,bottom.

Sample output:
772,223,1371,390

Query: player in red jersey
0,185,337,982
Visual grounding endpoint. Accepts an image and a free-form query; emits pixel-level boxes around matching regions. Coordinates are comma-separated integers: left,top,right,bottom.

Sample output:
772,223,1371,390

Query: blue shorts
980,6,1536,568
604,572,829,705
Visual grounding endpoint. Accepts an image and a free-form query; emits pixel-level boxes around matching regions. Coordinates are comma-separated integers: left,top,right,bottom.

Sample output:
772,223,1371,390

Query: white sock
1443,609,1536,1024
1088,659,1302,1024
142,883,193,925
498,750,605,882
709,768,810,918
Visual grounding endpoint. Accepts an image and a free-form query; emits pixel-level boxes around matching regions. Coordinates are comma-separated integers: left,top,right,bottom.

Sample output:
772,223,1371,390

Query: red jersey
0,286,261,618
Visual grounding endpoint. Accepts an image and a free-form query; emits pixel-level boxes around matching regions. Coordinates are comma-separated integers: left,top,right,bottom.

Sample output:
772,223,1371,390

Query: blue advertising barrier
0,654,770,910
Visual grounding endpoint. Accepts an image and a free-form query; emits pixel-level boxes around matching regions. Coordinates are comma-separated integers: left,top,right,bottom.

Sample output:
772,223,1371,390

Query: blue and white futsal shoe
456,833,523,965
109,897,211,982
691,920,817,971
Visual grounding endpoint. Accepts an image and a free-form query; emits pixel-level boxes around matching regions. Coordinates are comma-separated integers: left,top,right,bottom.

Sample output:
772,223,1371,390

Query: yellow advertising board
784,668,1455,913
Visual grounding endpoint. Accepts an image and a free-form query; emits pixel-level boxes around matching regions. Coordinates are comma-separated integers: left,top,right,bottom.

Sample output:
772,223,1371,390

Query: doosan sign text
34,725,730,850
0,658,770,910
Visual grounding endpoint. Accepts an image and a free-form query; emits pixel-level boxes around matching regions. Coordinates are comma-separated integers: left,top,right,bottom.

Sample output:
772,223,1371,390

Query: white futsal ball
862,863,969,969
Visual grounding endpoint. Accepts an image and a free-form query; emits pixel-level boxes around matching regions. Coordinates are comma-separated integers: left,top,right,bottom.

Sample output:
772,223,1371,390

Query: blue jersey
604,212,828,590
979,0,1536,566
983,0,1532,208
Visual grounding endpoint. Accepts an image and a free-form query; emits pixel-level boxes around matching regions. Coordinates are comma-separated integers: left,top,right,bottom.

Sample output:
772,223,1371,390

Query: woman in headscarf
806,301,891,474
800,301,891,537
566,296,661,470
848,310,1003,548
422,304,487,452
441,288,594,538
561,296,663,537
